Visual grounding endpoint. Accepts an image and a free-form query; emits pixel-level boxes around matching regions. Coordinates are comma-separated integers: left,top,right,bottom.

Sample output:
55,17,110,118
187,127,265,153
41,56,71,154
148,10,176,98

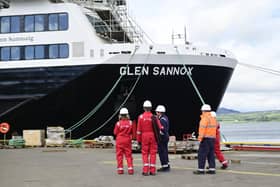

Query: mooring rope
66,45,139,134
79,46,153,139
174,46,205,105
238,62,280,76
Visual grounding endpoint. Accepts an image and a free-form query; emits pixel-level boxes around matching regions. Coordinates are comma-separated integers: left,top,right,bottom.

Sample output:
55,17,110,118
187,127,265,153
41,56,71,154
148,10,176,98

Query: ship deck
0,148,279,187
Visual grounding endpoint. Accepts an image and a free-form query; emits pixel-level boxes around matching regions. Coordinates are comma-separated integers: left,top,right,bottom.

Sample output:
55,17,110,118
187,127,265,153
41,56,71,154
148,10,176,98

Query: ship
0,0,237,140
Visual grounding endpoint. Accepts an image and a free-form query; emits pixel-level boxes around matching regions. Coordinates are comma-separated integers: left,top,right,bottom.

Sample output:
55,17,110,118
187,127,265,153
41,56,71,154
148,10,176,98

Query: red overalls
214,123,228,167
114,119,134,174
137,111,162,175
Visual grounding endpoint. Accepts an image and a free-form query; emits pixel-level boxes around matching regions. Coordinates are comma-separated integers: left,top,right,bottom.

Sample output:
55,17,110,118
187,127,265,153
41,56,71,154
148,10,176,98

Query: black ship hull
0,62,234,140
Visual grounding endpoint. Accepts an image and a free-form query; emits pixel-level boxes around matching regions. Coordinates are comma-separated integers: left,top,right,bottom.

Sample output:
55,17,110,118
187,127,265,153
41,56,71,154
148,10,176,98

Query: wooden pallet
45,144,65,148
181,154,198,160
25,145,43,148
84,142,113,149
2,145,25,149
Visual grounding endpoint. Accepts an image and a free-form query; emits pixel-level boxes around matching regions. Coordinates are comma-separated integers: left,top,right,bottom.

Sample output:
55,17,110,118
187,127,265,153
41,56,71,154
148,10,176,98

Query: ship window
0,12,68,34
121,51,131,54
25,46,34,60
49,44,59,58
11,16,20,33
49,14,58,31
35,45,45,59
0,43,69,61
1,17,10,33
11,47,21,60
35,15,45,32
59,44,69,58
59,13,68,30
100,49,104,57
24,15,34,32
1,47,10,61
90,49,94,57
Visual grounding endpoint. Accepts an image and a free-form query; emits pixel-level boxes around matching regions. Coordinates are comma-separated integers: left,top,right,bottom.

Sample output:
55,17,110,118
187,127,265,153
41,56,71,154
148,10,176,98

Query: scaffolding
63,0,148,43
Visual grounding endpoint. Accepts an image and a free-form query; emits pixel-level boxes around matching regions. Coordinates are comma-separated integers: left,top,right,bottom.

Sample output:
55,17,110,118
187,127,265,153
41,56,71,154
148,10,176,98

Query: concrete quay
0,148,279,187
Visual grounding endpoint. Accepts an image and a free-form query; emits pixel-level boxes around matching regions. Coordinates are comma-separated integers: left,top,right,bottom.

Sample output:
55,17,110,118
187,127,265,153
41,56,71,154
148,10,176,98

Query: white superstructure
0,0,236,70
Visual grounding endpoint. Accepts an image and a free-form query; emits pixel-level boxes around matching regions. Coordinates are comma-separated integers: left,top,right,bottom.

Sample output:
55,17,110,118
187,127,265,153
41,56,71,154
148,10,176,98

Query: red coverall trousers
214,126,227,165
116,136,133,174
141,132,158,174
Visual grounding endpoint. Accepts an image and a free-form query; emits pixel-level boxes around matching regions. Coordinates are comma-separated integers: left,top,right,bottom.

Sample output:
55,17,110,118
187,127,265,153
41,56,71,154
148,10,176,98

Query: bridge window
59,13,68,30
0,12,68,34
35,15,45,32
49,14,58,31
25,15,34,32
1,17,10,33
11,16,20,33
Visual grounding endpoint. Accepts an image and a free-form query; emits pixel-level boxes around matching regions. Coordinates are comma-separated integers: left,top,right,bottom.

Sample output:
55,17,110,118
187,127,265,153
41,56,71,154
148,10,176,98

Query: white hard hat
143,100,152,107
156,105,166,113
119,107,129,115
201,104,211,111
211,111,216,117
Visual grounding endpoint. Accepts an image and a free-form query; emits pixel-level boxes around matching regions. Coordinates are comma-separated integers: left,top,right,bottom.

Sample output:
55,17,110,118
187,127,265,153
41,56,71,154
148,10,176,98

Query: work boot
221,164,228,169
206,170,216,174
128,169,134,175
117,170,124,175
142,172,149,176
157,166,170,172
193,170,205,175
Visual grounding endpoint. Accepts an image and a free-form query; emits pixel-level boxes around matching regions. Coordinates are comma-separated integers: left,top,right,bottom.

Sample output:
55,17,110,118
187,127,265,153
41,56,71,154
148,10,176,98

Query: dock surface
0,148,279,187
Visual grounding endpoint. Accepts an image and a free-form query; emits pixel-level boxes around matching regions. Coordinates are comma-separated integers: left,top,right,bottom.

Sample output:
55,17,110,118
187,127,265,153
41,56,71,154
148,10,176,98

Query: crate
23,130,45,147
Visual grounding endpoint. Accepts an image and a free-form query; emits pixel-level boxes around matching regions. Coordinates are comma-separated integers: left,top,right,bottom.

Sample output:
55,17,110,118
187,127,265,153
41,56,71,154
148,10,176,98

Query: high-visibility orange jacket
198,112,217,142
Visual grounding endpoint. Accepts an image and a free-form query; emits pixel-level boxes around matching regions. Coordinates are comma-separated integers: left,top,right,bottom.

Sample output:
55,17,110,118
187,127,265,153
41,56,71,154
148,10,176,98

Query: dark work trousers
198,138,216,170
158,139,169,167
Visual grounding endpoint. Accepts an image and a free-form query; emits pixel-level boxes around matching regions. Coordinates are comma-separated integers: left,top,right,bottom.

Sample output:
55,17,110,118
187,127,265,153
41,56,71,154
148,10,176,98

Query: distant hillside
217,110,280,123
217,107,240,114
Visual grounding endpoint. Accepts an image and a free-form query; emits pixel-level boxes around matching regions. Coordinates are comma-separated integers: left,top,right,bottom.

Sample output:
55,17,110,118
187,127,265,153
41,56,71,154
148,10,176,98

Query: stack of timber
168,136,200,154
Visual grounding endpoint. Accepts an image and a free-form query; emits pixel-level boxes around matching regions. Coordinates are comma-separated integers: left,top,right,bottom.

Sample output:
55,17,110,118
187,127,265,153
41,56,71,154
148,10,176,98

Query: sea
220,121,280,143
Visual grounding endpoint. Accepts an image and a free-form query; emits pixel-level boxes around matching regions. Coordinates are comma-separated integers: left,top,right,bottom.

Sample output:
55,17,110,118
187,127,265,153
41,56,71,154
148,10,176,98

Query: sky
127,0,280,112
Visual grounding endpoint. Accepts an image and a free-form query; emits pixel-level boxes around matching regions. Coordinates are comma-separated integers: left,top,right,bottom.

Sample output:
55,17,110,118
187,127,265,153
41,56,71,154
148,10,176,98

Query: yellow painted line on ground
102,161,280,177
222,142,280,146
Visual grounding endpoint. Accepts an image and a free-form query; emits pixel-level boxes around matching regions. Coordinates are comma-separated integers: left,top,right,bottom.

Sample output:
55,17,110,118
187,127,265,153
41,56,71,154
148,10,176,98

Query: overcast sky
127,0,280,112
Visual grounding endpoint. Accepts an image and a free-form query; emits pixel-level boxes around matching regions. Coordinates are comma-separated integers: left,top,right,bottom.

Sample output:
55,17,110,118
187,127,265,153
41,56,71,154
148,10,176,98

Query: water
220,121,280,143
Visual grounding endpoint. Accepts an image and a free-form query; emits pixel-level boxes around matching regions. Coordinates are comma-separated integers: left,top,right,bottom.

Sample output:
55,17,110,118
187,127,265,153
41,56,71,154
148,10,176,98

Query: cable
66,45,139,133
238,62,280,76
79,47,152,139
174,46,205,105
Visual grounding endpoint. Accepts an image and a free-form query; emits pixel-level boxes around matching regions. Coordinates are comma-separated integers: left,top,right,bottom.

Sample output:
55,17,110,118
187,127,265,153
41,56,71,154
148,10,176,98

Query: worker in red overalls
211,111,228,169
114,107,134,175
137,100,163,176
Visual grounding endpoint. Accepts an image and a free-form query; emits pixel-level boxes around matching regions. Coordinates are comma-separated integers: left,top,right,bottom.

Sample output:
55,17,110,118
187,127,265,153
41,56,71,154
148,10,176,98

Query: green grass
217,110,280,123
